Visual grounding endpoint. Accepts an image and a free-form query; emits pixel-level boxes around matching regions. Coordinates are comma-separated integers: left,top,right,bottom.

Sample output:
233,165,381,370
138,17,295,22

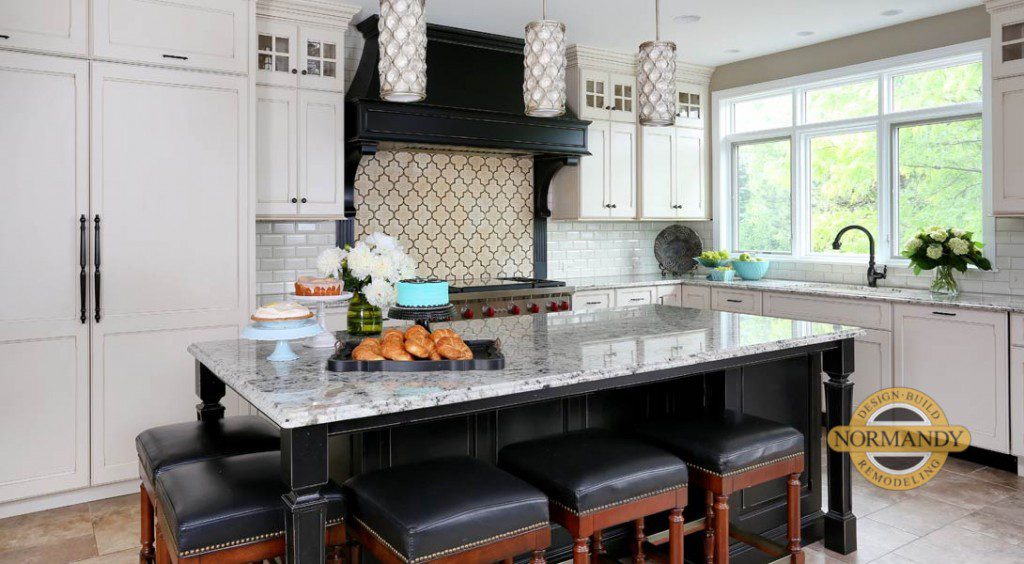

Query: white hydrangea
362,277,398,308
904,237,923,252
926,244,944,260
947,237,970,255
315,247,346,278
929,230,948,243
951,228,967,238
364,232,400,252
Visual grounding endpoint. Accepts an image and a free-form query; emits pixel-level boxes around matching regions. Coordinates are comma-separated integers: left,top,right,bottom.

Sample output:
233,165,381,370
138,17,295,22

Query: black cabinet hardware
291,69,298,74
0,35,9,40
162,54,188,61
301,70,308,75
94,215,101,323
726,299,743,303
585,301,601,305
301,197,307,203
610,203,617,208
628,298,645,302
291,197,298,203
79,215,87,324
932,311,957,317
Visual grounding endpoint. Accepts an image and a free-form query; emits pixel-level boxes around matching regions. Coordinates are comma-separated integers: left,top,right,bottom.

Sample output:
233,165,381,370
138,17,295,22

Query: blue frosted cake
396,278,450,308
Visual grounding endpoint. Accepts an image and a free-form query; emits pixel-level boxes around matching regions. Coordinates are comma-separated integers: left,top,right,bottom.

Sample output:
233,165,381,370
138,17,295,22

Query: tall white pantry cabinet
0,0,261,507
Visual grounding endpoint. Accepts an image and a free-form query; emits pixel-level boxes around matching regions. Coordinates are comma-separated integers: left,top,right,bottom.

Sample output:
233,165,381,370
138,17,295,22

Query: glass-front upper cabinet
608,73,636,123
674,81,707,128
991,5,1024,79
577,69,635,123
256,19,344,92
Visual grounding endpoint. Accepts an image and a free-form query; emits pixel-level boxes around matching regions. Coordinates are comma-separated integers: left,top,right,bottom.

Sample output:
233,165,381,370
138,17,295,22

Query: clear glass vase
930,265,959,297
347,292,383,336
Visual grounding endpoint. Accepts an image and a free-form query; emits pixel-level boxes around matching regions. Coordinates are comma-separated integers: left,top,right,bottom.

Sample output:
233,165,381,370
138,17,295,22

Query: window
717,44,989,264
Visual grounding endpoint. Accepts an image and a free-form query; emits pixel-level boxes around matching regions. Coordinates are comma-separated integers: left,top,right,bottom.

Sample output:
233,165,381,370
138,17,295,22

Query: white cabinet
616,287,656,307
575,289,615,311
990,3,1024,79
0,52,90,502
847,328,893,412
256,87,299,215
92,0,250,73
551,122,637,219
257,18,345,92
643,330,709,364
89,63,249,484
298,89,345,216
1010,347,1024,456
0,0,88,56
992,75,1024,215
576,68,636,123
674,81,707,128
656,285,682,307
640,126,707,220
680,285,711,310
894,304,1009,453
710,288,762,315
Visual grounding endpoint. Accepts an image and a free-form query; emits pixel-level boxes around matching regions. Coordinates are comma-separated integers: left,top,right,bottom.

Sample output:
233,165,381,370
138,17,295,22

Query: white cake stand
241,318,323,362
288,292,354,349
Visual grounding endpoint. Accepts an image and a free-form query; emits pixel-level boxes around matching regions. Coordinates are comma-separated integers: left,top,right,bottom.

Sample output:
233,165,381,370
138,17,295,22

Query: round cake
396,278,449,308
295,276,343,296
251,301,313,323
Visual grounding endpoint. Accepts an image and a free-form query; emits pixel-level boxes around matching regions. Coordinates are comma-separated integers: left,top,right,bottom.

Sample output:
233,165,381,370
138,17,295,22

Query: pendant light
378,0,427,103
637,0,676,126
523,0,567,117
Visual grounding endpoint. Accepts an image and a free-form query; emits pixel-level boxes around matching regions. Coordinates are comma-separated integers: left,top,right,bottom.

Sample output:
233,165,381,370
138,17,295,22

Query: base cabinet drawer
894,304,1009,453
655,284,682,307
763,292,892,331
679,285,711,310
710,288,762,315
575,289,615,310
0,0,89,56
616,287,656,307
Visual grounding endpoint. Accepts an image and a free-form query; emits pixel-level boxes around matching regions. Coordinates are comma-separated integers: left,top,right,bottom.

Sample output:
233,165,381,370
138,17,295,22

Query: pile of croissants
350,325,474,361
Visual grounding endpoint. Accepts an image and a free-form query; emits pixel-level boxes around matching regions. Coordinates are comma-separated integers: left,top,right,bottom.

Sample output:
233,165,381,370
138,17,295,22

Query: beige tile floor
0,458,1021,564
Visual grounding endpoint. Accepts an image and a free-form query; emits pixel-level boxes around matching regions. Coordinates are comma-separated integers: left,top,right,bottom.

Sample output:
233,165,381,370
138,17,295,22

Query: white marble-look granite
565,274,1024,314
188,305,862,429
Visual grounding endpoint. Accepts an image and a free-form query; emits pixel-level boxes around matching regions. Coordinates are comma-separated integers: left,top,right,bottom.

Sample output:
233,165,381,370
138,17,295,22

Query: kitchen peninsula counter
188,305,862,563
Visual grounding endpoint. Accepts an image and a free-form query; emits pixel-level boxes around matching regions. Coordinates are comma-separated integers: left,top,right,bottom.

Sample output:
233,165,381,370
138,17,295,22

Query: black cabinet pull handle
585,301,601,305
629,298,645,302
932,311,957,317
0,35,9,40
94,215,101,323
726,299,743,303
291,197,298,203
300,197,307,203
610,204,617,208
162,54,188,61
79,215,87,324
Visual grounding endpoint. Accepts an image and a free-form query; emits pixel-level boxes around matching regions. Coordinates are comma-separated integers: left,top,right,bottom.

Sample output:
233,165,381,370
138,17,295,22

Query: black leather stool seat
154,451,345,557
638,411,804,476
343,456,549,564
498,429,688,516
136,415,279,480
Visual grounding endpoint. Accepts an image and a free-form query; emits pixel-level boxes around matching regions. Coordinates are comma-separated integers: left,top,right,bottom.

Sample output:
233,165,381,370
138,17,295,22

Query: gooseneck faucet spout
832,225,887,287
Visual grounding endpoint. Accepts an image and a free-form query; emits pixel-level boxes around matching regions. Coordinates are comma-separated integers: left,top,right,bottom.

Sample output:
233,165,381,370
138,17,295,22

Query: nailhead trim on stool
686,452,803,478
549,483,688,516
353,518,549,564
177,517,345,558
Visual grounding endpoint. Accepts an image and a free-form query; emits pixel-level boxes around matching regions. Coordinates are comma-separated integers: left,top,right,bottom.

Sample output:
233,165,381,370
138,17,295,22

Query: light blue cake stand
241,318,323,362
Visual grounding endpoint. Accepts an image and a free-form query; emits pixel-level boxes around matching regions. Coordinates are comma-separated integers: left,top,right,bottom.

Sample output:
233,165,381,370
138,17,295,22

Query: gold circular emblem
827,387,970,491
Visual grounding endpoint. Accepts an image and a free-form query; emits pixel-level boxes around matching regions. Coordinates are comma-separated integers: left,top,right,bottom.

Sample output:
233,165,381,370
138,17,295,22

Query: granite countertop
565,273,1024,314
188,305,862,429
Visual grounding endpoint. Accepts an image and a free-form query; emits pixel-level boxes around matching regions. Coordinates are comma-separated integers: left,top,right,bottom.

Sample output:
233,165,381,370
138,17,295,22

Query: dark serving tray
327,339,505,372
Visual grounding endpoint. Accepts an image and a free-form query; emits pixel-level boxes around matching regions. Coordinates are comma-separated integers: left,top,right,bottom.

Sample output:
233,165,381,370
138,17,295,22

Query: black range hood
343,15,590,224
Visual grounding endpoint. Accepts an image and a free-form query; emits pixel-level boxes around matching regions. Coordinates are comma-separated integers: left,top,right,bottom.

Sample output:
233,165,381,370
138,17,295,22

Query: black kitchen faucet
832,225,887,287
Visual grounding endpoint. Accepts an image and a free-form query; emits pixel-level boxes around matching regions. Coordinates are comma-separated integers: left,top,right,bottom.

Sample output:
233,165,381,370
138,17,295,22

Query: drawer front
710,288,762,315
575,289,614,310
616,287,656,307
0,0,89,56
762,292,892,330
93,0,249,73
679,285,711,310
655,284,682,306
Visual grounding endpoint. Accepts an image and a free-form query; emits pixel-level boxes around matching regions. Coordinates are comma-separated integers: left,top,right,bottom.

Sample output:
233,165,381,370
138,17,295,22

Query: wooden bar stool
639,411,806,564
136,416,280,562
497,429,689,564
151,450,347,563
343,456,551,564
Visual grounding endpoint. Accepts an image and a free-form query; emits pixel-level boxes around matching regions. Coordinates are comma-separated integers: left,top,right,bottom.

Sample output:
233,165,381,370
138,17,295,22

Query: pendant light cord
655,0,660,41
542,0,547,20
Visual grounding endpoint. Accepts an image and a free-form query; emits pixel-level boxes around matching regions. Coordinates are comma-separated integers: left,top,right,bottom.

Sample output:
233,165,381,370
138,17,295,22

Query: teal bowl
707,269,735,282
696,257,731,269
732,260,770,280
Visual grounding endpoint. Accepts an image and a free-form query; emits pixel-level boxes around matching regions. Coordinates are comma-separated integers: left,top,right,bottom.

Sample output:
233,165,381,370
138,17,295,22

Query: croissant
382,328,404,341
381,341,413,361
436,340,465,360
404,336,434,359
429,350,442,361
405,324,430,339
351,346,385,361
431,328,457,342
360,338,381,349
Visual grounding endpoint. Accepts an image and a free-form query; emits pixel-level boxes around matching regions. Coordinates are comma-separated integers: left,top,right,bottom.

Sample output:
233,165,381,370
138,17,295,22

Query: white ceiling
346,0,982,67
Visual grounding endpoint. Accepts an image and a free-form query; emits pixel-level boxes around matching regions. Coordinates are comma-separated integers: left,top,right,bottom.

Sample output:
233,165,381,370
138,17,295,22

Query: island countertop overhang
188,305,864,429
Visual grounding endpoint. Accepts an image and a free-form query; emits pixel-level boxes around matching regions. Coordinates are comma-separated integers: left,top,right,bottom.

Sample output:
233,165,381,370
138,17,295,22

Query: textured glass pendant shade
378,0,427,103
637,40,677,126
523,19,567,117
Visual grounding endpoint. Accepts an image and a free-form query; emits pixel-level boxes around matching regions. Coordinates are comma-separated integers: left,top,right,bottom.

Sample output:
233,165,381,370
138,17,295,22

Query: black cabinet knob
291,69,298,74
610,204,617,208
291,197,298,203
301,197,307,203
301,70,308,75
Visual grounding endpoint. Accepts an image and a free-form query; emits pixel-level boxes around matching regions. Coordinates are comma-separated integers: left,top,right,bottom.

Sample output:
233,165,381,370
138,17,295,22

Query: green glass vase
347,292,383,336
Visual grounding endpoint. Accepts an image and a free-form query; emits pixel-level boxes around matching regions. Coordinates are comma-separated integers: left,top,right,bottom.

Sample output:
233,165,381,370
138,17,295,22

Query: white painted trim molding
257,0,362,26
0,480,140,520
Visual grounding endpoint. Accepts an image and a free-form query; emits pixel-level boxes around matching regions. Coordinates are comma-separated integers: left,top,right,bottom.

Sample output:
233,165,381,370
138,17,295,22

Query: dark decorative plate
654,225,702,276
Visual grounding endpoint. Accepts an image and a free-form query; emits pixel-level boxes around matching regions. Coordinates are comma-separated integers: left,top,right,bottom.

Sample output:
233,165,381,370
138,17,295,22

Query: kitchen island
188,305,863,564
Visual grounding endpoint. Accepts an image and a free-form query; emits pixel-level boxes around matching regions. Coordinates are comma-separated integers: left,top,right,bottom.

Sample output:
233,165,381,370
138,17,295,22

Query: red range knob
461,308,474,319
508,304,522,315
547,301,558,312
483,306,496,318
559,300,570,311
527,303,540,314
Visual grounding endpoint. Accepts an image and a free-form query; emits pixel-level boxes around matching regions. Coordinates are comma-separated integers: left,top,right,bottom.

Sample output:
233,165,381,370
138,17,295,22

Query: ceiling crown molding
986,0,1024,14
567,44,714,84
675,60,714,84
257,0,361,26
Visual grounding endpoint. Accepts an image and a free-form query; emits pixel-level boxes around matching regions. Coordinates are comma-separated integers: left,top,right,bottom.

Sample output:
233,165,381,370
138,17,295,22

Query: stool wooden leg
532,549,547,564
632,518,645,564
592,530,606,556
668,508,684,564
327,544,345,564
704,490,714,564
154,524,170,564
348,540,361,564
787,473,804,564
139,484,155,564
574,536,591,564
714,494,729,564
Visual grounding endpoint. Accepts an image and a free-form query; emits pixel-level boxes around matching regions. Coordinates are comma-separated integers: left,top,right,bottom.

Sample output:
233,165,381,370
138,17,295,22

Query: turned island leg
822,339,856,554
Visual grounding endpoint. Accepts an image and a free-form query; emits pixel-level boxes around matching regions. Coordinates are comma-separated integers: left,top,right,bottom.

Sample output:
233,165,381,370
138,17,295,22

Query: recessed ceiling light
881,9,903,16
724,48,741,54
673,15,701,24
796,30,815,36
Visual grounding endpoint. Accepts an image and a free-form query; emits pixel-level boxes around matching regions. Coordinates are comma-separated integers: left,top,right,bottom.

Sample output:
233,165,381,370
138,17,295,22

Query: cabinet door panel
579,122,609,218
675,128,706,219
256,18,299,88
579,68,609,121
90,63,249,483
640,126,675,219
656,285,682,307
92,0,249,73
710,288,762,315
299,26,345,91
993,76,1024,215
256,86,298,216
852,329,893,411
1011,347,1024,456
607,123,636,218
894,305,1009,453
680,285,711,310
608,73,636,123
0,52,90,502
0,0,88,56
298,90,344,217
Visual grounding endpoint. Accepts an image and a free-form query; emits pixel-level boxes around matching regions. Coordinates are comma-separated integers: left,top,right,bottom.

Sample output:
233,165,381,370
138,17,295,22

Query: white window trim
711,39,993,267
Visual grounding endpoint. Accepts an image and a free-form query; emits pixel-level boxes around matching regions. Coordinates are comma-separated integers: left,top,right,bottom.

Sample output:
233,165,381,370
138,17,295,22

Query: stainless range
447,277,574,320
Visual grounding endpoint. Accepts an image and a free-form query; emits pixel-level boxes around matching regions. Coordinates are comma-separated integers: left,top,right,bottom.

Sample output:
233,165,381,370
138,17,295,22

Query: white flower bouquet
314,232,417,309
901,227,990,296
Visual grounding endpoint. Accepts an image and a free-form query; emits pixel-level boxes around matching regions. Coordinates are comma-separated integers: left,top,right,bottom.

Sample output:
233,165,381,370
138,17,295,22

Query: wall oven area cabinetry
0,0,88,56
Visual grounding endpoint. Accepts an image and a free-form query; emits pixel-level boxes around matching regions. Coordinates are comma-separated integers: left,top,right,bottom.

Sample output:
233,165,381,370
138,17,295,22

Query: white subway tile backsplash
256,220,338,301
